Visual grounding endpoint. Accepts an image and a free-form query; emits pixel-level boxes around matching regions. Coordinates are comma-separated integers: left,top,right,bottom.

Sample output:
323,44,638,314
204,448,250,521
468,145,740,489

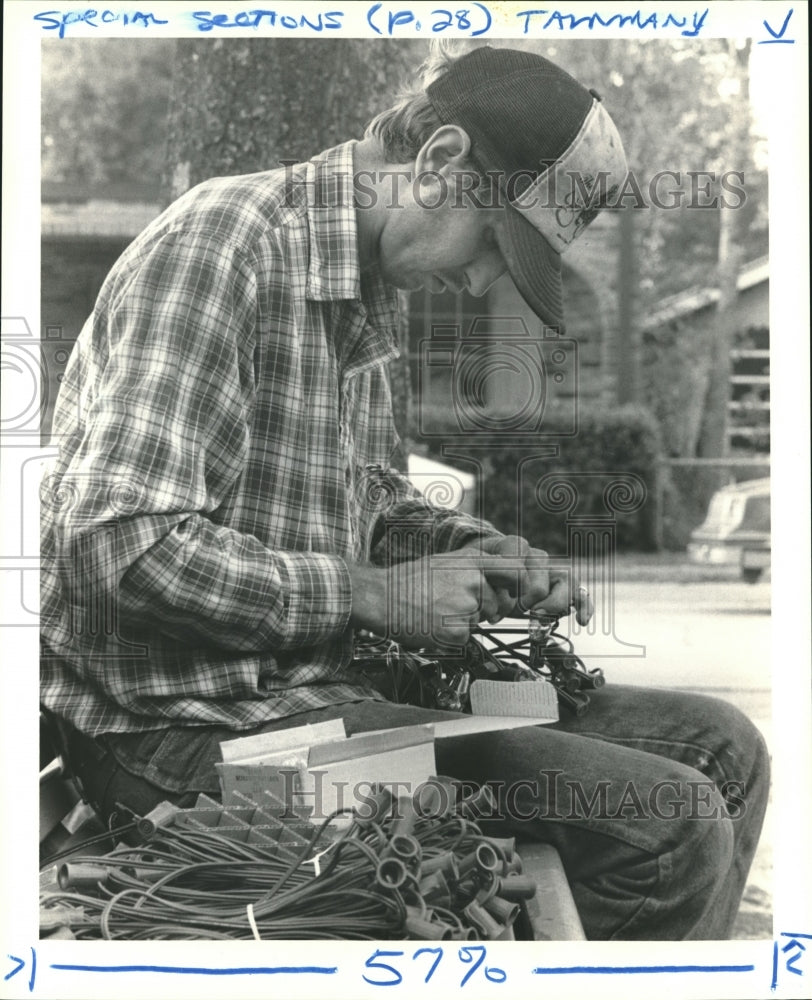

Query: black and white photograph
1,2,809,998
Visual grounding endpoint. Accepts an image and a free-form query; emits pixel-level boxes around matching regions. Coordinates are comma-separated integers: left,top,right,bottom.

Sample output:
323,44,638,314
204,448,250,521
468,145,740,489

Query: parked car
687,477,771,583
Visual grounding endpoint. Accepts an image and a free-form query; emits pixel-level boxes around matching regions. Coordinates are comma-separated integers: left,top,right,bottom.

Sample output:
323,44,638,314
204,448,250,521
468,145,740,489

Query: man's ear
416,125,472,175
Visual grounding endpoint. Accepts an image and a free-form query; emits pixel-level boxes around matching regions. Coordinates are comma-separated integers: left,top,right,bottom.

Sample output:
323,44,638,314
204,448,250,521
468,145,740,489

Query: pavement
568,570,771,734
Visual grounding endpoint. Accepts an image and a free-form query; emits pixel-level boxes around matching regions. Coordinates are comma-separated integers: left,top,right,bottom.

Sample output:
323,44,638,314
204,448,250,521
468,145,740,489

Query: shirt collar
304,141,399,362
304,141,362,302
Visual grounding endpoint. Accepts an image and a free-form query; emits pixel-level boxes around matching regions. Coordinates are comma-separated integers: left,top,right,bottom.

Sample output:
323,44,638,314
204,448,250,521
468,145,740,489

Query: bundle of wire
40,781,536,940
353,618,605,716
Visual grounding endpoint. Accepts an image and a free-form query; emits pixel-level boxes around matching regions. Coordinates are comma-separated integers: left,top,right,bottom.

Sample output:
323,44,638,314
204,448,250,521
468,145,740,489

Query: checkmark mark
763,8,793,39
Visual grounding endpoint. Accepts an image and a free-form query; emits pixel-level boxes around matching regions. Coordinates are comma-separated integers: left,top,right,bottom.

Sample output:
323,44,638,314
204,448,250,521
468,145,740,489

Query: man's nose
466,249,508,297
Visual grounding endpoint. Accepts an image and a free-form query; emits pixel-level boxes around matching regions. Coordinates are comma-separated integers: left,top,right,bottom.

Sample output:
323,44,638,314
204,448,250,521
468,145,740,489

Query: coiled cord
40,780,533,941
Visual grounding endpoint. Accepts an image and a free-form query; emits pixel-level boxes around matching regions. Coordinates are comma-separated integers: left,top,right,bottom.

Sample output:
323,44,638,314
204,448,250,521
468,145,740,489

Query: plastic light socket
504,854,524,875
483,894,520,925
356,785,394,826
463,900,506,940
419,870,451,906
486,836,516,861
421,851,459,880
57,863,110,891
384,833,422,866
458,842,500,876
459,785,497,818
376,856,408,889
495,874,537,900
414,781,456,819
390,796,418,837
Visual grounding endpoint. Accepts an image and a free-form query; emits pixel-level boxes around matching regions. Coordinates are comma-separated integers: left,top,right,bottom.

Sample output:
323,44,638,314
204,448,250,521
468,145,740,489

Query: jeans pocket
106,727,223,795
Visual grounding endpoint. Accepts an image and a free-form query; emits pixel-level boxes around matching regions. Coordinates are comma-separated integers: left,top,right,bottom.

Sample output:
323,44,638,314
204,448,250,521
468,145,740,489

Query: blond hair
365,42,468,163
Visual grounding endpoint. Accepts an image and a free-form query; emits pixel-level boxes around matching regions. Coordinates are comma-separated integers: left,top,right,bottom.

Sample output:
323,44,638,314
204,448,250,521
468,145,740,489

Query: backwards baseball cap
426,47,627,332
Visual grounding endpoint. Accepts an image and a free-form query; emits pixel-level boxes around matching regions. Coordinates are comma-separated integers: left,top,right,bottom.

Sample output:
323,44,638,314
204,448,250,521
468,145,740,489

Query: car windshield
743,494,770,531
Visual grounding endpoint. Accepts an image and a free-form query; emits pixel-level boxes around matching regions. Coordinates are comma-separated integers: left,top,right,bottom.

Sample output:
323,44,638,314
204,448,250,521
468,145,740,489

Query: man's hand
458,535,594,627
348,551,525,649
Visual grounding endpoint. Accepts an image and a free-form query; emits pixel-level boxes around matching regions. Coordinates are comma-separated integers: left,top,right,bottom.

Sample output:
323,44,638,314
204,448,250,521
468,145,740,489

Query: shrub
415,403,663,552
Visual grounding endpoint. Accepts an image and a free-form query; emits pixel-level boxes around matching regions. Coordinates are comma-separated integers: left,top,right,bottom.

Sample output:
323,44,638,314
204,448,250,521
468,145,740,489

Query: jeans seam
606,846,674,941
575,731,728,783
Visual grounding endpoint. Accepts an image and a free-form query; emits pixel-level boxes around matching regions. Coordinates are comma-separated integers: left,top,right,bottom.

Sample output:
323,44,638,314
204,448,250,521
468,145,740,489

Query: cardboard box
218,722,437,823
217,687,557,824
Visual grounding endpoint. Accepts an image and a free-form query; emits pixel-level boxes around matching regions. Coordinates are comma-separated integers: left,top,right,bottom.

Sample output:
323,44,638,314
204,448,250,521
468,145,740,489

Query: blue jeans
67,684,769,941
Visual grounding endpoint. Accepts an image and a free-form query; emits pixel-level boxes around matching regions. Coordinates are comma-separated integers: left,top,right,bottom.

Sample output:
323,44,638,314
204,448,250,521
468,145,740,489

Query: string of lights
40,780,535,941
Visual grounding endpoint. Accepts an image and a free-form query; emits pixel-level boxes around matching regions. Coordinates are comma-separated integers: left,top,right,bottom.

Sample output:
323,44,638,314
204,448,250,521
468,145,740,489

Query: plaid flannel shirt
41,142,500,736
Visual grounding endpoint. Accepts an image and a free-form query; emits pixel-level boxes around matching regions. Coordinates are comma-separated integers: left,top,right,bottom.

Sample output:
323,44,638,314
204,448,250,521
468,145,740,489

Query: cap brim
497,207,565,332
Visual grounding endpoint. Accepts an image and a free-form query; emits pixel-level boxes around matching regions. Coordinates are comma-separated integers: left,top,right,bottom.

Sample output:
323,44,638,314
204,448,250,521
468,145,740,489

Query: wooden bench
516,842,585,939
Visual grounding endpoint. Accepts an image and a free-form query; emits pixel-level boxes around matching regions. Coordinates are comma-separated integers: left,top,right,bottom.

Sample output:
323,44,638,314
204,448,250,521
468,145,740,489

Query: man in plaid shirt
41,47,768,939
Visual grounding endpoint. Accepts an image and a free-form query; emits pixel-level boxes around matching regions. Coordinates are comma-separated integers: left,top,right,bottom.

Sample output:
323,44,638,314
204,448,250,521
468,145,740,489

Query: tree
161,39,426,454
696,39,753,460
41,39,174,192
509,38,766,460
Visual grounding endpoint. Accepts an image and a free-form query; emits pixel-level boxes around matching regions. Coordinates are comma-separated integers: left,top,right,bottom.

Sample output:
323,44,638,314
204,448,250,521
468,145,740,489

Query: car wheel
742,567,763,584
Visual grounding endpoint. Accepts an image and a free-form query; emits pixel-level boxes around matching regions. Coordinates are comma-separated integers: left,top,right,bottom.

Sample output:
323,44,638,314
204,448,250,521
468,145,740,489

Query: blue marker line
51,964,337,976
534,964,755,975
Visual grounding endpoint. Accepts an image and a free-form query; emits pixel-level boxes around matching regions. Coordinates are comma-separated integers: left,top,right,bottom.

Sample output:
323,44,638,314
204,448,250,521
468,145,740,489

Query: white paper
219,718,346,763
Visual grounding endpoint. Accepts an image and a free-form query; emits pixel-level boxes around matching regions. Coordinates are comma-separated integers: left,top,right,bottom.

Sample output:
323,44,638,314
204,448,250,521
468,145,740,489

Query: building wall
640,279,769,458
732,280,769,328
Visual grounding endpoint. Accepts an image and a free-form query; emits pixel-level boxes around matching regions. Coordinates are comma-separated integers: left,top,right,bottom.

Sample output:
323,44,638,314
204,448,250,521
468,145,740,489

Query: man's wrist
347,562,388,634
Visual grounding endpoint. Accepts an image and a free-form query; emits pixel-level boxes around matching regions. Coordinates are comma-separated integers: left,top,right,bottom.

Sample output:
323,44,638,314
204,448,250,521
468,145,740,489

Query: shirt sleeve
49,230,352,652
361,465,504,566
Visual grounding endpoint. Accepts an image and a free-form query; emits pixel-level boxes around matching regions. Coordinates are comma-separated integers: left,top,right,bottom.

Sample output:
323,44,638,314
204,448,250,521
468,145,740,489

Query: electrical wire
40,783,532,941
40,820,138,869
